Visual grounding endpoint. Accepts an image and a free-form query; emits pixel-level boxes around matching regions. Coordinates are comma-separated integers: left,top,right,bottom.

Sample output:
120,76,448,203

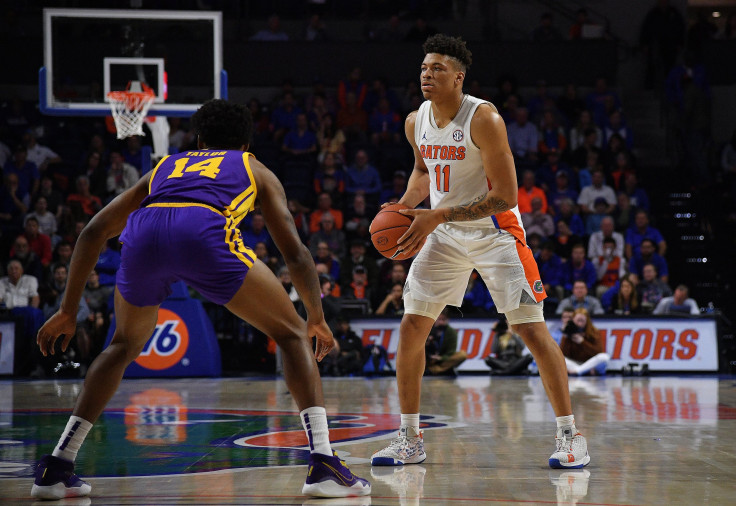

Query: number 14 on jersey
434,164,450,192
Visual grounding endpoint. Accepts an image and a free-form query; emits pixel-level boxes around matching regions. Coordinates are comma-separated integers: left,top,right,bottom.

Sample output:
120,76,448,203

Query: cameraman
425,309,467,376
560,308,610,376
484,317,533,375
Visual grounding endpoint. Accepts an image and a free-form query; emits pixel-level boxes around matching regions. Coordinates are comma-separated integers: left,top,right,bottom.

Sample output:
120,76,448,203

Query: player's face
420,54,463,99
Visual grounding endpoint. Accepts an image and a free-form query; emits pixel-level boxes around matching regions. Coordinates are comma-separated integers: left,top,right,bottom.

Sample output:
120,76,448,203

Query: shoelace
388,435,409,451
555,435,571,452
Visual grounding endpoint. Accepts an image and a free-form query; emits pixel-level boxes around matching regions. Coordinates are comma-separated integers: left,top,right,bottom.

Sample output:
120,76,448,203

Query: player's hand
380,201,399,209
37,309,77,357
308,319,334,362
396,208,443,257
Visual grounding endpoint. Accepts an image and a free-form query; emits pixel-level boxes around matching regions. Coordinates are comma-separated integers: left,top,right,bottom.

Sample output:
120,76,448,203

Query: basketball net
107,81,156,139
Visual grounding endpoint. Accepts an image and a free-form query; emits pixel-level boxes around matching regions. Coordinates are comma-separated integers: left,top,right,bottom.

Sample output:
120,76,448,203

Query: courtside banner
350,317,719,372
0,321,15,375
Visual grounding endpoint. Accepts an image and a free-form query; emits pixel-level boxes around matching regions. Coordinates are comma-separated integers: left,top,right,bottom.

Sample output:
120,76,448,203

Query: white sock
52,416,93,463
400,413,420,436
556,414,576,436
300,407,332,456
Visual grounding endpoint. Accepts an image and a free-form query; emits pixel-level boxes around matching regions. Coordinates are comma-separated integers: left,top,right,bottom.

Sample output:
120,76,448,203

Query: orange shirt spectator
517,170,548,214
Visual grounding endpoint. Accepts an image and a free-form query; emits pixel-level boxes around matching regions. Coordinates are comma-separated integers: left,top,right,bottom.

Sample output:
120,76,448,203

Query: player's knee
506,302,545,326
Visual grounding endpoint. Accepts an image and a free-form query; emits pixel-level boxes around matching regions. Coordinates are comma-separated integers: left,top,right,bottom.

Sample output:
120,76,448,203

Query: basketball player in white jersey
371,35,590,469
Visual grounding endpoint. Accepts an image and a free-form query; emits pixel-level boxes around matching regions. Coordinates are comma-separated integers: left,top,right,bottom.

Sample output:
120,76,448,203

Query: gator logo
533,280,544,293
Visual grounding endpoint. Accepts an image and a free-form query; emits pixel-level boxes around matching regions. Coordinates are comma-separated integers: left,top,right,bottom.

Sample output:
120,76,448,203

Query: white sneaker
549,469,591,504
370,426,426,466
549,427,590,469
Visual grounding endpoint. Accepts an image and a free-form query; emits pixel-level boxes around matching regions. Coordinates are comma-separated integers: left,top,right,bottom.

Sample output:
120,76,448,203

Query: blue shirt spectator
282,113,317,155
4,145,39,200
241,213,273,252
95,243,121,287
628,239,669,280
625,210,666,259
561,244,598,292
346,149,382,201
506,108,539,160
535,244,564,295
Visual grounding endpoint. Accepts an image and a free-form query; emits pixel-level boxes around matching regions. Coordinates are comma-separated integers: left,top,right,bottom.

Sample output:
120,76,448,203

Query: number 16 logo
135,309,190,370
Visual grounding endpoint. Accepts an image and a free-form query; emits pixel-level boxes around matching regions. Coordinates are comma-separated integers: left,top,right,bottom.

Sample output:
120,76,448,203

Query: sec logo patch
452,129,464,142
135,308,190,370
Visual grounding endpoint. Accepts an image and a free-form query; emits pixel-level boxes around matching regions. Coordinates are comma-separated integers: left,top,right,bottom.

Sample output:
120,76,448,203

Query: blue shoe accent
302,451,371,497
371,456,403,466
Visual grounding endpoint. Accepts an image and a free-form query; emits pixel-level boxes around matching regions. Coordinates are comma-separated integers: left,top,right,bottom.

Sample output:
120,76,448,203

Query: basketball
370,203,421,260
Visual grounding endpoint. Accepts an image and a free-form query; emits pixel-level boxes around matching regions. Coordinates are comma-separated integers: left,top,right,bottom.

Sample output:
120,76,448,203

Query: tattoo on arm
442,194,510,222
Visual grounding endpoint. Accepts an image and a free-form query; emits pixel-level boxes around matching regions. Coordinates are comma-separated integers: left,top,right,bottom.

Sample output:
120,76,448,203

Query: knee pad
505,301,545,325
403,290,446,321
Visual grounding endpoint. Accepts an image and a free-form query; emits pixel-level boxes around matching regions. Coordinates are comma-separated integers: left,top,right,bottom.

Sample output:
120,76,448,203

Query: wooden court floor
1,374,734,505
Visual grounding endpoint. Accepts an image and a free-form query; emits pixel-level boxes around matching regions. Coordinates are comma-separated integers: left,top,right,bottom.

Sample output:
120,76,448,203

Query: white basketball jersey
414,94,525,240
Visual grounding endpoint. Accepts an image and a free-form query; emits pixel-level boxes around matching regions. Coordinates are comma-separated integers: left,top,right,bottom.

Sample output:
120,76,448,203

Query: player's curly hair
422,34,472,72
191,99,252,150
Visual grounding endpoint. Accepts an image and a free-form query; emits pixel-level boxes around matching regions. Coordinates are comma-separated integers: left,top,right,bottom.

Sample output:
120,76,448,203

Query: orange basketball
370,203,422,260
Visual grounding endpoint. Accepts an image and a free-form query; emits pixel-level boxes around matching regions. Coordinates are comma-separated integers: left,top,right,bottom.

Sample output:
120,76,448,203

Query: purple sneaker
302,451,371,497
31,454,91,500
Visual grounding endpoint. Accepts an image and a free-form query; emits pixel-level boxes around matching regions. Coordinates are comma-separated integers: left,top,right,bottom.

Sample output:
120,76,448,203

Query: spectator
569,8,591,40
67,175,103,220
309,192,344,233
717,12,736,40
537,110,568,155
585,198,610,235
341,264,374,307
281,113,317,157
278,266,301,306
37,176,64,216
553,217,583,260
603,110,634,151
531,12,563,42
550,308,575,345
560,308,610,375
47,241,73,282
585,77,622,127
288,198,311,243
571,126,603,171
506,107,539,167
577,151,598,191
106,152,139,200
375,282,405,316
425,309,467,376
517,170,548,214
537,149,573,194
522,196,555,238
607,274,642,315
95,241,121,287
25,197,57,240
629,238,668,282
18,216,52,266
613,191,636,232
320,317,364,377
316,114,346,163
319,274,341,326
527,80,557,124
484,317,532,375
556,280,604,315
640,0,686,88
167,117,194,151
313,152,346,206
561,243,598,293
0,172,28,242
22,129,61,173
593,236,626,297
9,235,43,281
340,238,378,288
622,173,650,212
578,169,616,215
0,140,10,168
462,272,496,315
625,209,666,259
570,110,603,153
338,67,368,110
373,262,407,309
536,241,565,301
609,152,636,191
309,212,346,258
250,14,289,41
270,91,302,142
588,216,625,259
82,269,113,357
345,149,382,205
121,136,144,174
379,170,408,205
337,91,369,142
313,241,341,282
369,98,402,145
638,263,672,313
547,170,578,214
4,144,39,201
556,84,586,126
653,284,699,315
344,194,372,241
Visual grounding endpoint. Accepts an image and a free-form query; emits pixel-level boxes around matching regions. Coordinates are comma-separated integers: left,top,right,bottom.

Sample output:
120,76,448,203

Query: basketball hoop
107,81,156,139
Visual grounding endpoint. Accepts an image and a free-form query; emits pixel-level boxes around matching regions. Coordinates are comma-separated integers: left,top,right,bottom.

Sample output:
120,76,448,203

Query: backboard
41,8,226,117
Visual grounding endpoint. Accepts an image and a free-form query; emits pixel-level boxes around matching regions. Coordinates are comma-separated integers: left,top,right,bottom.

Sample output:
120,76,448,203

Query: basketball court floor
1,374,734,505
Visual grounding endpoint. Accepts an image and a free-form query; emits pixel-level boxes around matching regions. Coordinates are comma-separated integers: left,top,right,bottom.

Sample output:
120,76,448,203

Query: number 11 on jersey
434,164,450,192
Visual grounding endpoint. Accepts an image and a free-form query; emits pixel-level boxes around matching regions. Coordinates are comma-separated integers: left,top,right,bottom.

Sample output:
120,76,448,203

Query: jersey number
434,164,450,192
167,157,224,180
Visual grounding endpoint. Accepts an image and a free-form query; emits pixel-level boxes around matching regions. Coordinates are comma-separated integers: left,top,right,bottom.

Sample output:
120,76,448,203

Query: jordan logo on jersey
421,131,427,142
452,129,464,142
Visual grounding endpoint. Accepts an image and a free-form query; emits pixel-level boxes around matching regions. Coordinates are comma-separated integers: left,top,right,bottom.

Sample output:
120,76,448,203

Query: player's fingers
61,333,74,353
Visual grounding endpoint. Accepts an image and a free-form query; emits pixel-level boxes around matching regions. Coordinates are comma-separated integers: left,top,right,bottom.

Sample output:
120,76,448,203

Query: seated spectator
517,170,548,214
638,264,673,313
67,175,103,221
629,238,668,282
340,238,379,288
536,241,565,301
613,191,635,232
37,175,64,216
337,91,369,142
316,114,346,163
251,14,289,41
4,144,39,201
319,317,364,377
313,241,341,282
425,309,467,376
537,149,574,195
526,79,557,124
554,198,585,237
588,216,625,259
82,269,113,358
309,212,346,258
593,236,626,297
603,109,634,151
608,153,635,192
10,235,43,280
23,129,62,174
576,151,598,190
282,112,317,157
106,152,139,201
537,110,568,155
622,173,650,212
550,309,574,345
78,151,108,198
560,308,610,375
318,273,341,326
569,110,603,152
270,91,301,143
585,77,621,127
556,280,604,315
484,317,533,375
561,243,598,293
506,107,539,168
553,219,581,260
95,241,121,287
47,241,73,282
653,284,700,315
25,196,57,241
278,266,301,307
241,212,273,252
338,67,368,110
585,198,610,236
600,133,629,173
345,149,382,206
571,126,603,174
18,216,52,267
556,84,586,125
344,193,372,240
309,192,344,233
374,282,405,316
121,136,144,173
625,209,666,259
341,265,374,308
288,198,311,242
606,274,642,315
372,262,407,310
369,97,402,145
313,152,346,207
0,172,28,241
522,196,555,238
578,169,616,215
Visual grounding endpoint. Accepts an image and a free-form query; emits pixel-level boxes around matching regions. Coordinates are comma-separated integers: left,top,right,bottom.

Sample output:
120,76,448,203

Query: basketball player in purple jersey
31,100,369,500
370,35,590,470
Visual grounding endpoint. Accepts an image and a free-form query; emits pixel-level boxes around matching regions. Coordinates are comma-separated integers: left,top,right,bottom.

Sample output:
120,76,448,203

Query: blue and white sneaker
302,451,371,497
31,454,91,500
371,426,426,466
549,428,591,469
